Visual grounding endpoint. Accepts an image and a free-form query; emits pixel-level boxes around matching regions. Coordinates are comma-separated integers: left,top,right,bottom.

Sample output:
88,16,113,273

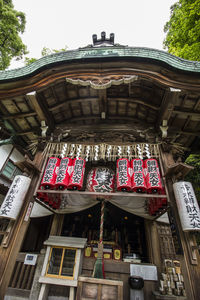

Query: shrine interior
61,203,148,262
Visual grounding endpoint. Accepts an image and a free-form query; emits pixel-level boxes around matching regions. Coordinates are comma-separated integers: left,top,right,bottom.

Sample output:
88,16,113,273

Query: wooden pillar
50,213,64,236
160,150,200,300
0,151,44,299
145,219,162,274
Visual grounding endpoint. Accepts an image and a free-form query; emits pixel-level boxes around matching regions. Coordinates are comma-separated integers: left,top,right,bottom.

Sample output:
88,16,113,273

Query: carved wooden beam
55,120,155,133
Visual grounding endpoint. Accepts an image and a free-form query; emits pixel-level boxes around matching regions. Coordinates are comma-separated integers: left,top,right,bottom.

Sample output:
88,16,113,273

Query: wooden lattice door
157,222,176,260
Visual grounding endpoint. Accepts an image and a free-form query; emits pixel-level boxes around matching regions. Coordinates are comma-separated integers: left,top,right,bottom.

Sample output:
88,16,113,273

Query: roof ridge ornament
92,31,115,47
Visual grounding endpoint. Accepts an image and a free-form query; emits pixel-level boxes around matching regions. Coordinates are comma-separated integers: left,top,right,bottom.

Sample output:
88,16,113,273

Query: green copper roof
1,46,200,82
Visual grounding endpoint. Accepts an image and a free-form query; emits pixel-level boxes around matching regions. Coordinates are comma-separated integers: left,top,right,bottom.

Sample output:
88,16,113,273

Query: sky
11,0,176,69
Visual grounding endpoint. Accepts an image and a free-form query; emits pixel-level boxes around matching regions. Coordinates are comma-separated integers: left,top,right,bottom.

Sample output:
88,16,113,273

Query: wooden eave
0,47,200,155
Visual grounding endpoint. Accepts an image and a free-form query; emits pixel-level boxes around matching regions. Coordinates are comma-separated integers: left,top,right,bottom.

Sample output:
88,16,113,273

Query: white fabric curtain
32,194,154,219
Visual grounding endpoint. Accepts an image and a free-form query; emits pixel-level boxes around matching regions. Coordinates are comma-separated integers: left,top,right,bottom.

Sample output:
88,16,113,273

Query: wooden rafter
156,88,181,129
2,111,37,120
98,89,107,119
172,108,200,119
182,96,200,131
14,127,41,136
48,97,98,111
168,128,200,136
48,96,160,112
26,91,55,132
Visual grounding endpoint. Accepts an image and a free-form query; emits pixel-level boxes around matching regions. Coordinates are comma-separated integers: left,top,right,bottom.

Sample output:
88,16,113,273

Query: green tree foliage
185,154,200,202
25,46,68,65
0,0,27,69
164,0,200,61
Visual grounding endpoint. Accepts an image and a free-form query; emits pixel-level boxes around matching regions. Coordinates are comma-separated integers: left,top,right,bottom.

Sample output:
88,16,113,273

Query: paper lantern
87,167,115,193
144,159,162,193
131,159,146,193
41,157,60,189
0,175,31,220
173,182,200,231
68,158,86,190
55,157,73,190
116,158,132,191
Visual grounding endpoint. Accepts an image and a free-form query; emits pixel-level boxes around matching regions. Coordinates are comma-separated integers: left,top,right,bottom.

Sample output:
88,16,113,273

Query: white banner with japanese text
0,175,31,220
173,181,200,231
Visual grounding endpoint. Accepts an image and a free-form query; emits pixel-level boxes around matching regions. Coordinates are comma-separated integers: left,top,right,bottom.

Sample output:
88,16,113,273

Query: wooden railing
9,252,36,290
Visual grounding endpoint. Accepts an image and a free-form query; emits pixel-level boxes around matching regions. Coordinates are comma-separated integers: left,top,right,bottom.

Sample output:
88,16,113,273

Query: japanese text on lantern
147,160,159,187
94,168,114,193
118,160,128,185
72,159,84,183
56,158,69,183
43,158,58,183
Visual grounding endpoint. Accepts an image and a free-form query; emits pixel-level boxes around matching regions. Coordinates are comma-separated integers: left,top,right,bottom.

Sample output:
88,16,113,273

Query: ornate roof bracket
66,75,138,90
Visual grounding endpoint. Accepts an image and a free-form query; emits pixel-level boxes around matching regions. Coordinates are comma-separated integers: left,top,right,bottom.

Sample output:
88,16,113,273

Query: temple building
0,32,200,300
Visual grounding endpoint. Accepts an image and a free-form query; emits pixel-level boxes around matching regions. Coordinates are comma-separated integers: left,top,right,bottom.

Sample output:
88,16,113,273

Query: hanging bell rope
92,199,105,279
99,200,105,245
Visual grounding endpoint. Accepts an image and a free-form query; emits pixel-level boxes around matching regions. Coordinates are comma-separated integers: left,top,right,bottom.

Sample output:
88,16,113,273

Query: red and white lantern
41,157,60,189
131,159,146,193
87,167,115,193
144,159,162,193
116,158,132,191
68,158,85,190
55,157,73,190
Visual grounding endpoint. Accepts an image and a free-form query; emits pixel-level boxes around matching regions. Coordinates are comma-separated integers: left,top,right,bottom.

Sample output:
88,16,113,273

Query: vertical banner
116,158,132,191
173,181,200,231
0,175,31,219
